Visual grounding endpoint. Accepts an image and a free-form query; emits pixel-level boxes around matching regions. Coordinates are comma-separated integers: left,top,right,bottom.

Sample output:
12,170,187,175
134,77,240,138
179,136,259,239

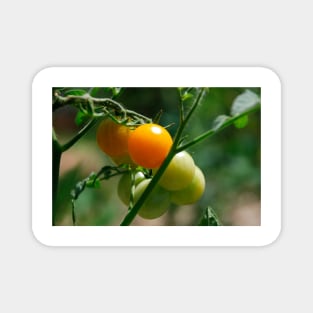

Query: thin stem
71,200,76,226
177,103,261,152
53,92,152,125
61,118,98,152
173,88,206,146
129,170,136,208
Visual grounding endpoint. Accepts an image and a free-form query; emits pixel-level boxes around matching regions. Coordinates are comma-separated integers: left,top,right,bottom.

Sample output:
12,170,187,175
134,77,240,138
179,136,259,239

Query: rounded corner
31,225,53,248
32,66,56,88
259,225,282,247
257,66,282,88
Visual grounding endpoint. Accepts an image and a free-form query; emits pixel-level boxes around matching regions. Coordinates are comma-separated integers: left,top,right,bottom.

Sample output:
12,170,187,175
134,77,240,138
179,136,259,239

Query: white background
32,67,280,247
1,0,311,312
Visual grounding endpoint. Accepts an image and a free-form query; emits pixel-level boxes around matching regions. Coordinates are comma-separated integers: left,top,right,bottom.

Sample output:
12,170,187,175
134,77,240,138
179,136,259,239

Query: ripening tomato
117,171,146,205
134,179,171,219
128,123,173,169
170,166,205,205
153,151,195,191
110,153,136,167
96,118,132,157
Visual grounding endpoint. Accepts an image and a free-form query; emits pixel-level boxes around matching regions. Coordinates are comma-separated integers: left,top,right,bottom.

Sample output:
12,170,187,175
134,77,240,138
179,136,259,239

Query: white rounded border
32,67,281,246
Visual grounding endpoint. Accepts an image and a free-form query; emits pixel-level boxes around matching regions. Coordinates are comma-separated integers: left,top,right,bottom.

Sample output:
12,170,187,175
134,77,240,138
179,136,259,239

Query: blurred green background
53,87,260,226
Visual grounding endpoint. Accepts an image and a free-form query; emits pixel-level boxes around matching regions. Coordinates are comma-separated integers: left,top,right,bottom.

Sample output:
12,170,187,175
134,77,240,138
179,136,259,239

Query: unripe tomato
96,118,132,157
117,171,146,205
153,151,195,191
134,179,171,219
170,166,205,205
128,123,173,169
110,153,136,167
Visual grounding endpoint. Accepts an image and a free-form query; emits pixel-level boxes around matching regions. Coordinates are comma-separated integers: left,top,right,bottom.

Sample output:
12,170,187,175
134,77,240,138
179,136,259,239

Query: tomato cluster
153,151,205,207
97,118,205,220
97,119,172,168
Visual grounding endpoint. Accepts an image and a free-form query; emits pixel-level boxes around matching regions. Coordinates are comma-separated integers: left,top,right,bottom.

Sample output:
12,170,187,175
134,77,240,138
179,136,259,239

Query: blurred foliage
53,87,260,226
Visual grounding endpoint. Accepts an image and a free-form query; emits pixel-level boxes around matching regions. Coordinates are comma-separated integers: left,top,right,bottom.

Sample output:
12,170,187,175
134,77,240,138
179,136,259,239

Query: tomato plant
128,123,173,169
53,87,261,226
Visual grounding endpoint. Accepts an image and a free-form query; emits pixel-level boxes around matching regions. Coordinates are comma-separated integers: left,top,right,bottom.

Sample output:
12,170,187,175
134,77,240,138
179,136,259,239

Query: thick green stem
53,119,98,225
120,88,206,226
52,130,62,226
120,149,176,226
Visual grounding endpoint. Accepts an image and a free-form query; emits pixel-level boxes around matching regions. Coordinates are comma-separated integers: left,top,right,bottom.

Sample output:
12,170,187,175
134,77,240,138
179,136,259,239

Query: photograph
52,86,261,227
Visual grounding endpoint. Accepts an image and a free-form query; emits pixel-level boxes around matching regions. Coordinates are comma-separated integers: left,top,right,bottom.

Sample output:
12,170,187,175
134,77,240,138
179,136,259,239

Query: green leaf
181,93,193,101
198,206,222,226
112,87,122,97
89,87,101,97
231,90,260,116
212,115,230,131
234,115,249,129
64,89,88,96
75,110,90,126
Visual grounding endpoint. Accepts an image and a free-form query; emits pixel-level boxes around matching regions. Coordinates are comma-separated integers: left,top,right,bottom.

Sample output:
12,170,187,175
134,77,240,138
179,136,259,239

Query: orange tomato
96,118,132,157
128,123,173,169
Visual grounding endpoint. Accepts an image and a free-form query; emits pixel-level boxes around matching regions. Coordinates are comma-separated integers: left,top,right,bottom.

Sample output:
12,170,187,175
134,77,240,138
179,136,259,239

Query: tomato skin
154,151,195,191
134,179,171,219
128,123,173,169
96,118,132,157
110,153,136,167
117,171,146,205
170,166,205,205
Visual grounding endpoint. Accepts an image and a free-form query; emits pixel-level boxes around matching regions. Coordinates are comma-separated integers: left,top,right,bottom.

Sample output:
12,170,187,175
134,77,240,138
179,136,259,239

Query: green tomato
117,171,146,205
134,179,171,219
170,166,205,205
153,151,195,191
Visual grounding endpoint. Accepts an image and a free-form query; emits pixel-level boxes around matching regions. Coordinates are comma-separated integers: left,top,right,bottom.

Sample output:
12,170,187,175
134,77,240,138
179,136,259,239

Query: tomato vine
52,87,261,226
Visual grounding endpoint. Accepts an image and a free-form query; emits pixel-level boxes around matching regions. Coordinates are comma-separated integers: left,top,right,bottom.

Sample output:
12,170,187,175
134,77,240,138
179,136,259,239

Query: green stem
120,149,176,226
120,88,206,226
119,93,260,226
173,88,205,146
53,118,98,225
177,103,261,152
52,129,62,226
61,118,98,152
53,92,152,124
